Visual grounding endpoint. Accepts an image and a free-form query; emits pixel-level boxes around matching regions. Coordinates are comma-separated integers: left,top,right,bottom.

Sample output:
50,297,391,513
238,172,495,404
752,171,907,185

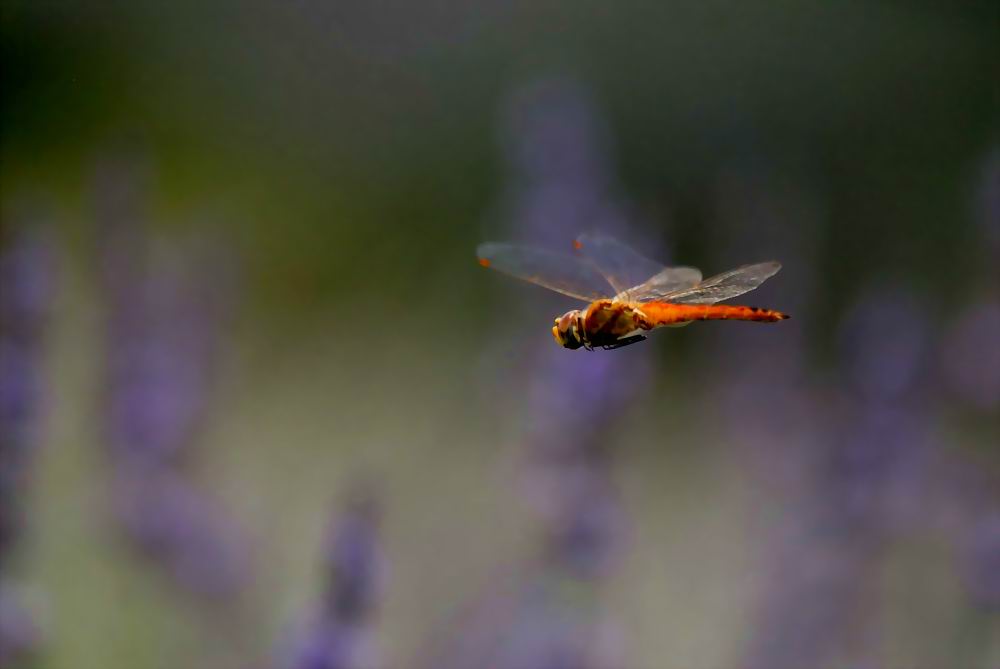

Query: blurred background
1,2,997,668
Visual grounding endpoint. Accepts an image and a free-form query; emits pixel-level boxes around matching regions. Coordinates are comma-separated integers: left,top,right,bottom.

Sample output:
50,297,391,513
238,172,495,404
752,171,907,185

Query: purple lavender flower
495,78,656,252
959,510,1000,612
287,490,384,669
940,300,1000,412
0,225,54,469
429,77,647,669
838,289,930,404
939,146,1000,642
741,285,936,668
0,221,55,666
506,78,643,575
92,156,248,598
0,584,44,669
706,167,824,516
112,467,250,597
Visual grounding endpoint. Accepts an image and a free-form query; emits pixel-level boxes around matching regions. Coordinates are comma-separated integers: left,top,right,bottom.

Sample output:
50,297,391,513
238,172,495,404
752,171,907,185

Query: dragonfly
477,232,789,350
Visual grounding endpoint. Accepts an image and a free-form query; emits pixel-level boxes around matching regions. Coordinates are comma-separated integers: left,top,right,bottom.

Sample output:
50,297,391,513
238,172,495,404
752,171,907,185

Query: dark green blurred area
3,1,995,324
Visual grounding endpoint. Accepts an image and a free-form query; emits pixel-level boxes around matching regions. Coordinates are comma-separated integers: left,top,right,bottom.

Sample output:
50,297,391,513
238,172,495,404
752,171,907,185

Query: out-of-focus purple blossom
940,300,1000,411
0,585,44,668
743,285,936,668
0,340,45,463
0,229,54,336
959,510,1000,612
112,467,250,597
917,443,1000,669
502,78,608,190
495,78,649,251
0,222,55,666
508,78,642,582
93,157,248,598
746,523,880,667
292,624,376,669
432,77,643,669
837,288,930,403
937,145,1000,639
540,472,623,577
318,492,384,623
922,439,1000,618
830,287,937,533
711,167,825,500
0,227,54,471
103,260,227,466
286,490,384,669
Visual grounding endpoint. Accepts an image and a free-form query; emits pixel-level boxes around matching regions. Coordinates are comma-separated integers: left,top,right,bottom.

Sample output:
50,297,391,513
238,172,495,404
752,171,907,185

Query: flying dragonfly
477,232,789,350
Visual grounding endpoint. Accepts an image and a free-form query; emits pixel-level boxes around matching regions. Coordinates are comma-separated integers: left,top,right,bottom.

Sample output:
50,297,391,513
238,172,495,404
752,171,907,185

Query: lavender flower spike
93,156,249,597
287,487,385,669
0,221,56,667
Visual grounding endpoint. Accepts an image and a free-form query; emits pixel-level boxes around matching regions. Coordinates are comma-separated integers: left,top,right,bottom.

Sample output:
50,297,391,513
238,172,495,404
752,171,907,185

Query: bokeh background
2,2,997,668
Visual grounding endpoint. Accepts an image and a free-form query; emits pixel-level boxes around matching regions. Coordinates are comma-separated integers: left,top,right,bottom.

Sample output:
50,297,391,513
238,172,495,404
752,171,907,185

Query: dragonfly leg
601,334,647,350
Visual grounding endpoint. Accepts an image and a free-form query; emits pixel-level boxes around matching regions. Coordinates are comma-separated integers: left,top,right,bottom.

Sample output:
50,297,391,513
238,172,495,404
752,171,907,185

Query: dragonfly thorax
552,309,586,349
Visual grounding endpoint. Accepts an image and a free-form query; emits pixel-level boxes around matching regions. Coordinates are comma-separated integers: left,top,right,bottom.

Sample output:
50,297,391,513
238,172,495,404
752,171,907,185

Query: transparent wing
615,266,703,302
659,261,782,304
572,232,668,296
476,242,614,302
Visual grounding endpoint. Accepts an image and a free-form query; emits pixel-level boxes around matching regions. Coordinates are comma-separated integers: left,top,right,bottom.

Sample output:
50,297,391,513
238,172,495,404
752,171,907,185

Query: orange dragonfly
477,232,789,350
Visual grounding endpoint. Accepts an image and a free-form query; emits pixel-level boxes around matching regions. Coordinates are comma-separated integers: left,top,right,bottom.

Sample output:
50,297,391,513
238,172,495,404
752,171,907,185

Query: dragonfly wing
660,261,782,304
573,232,668,296
476,242,614,302
615,266,703,302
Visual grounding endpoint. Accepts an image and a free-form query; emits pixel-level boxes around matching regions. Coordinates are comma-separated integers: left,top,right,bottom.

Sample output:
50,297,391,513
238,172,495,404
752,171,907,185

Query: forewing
616,266,703,302
573,232,668,296
660,261,782,304
476,242,613,302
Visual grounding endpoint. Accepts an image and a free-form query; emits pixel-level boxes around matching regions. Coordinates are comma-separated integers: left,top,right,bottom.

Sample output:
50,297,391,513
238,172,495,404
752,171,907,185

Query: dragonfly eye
553,311,583,349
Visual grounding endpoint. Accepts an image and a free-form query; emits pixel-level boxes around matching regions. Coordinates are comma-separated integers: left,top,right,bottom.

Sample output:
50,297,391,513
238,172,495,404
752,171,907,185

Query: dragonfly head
552,310,585,349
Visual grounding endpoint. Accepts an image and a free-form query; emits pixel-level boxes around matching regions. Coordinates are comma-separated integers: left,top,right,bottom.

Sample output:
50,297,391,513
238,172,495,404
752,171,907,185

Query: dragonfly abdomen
638,302,789,327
